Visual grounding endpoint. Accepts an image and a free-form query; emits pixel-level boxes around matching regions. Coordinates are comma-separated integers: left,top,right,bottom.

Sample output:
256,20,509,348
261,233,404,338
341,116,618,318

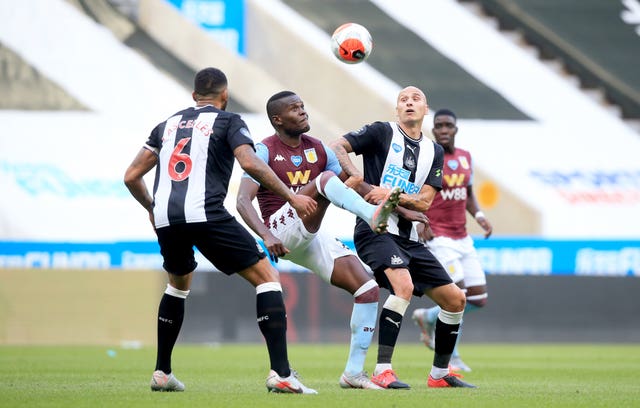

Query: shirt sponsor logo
382,163,420,194
440,187,467,201
286,170,311,185
443,173,466,188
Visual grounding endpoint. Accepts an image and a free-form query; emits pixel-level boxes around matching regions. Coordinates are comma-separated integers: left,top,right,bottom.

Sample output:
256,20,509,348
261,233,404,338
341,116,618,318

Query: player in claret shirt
236,91,401,390
412,108,493,373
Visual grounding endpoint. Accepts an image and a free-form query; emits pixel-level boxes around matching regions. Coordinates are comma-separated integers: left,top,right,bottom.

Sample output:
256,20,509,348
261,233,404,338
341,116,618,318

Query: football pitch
1,343,639,407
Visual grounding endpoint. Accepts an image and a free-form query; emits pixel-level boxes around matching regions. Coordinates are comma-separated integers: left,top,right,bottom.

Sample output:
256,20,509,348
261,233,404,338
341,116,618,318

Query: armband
474,211,486,220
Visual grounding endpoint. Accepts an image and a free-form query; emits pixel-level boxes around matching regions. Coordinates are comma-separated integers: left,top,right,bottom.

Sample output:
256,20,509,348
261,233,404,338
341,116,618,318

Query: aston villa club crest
304,148,318,163
459,156,470,170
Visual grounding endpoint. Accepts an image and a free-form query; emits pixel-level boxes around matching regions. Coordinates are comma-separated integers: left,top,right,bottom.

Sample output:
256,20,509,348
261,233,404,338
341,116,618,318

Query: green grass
1,344,639,407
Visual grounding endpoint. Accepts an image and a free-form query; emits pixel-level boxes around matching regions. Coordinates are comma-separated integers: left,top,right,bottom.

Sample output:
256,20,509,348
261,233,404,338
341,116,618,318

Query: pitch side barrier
1,238,638,277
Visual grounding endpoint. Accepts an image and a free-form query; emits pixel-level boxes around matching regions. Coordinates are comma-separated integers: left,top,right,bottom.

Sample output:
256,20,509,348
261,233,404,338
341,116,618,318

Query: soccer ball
330,23,373,64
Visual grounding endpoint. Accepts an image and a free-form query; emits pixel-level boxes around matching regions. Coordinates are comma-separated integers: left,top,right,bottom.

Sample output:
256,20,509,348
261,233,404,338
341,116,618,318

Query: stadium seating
467,0,640,119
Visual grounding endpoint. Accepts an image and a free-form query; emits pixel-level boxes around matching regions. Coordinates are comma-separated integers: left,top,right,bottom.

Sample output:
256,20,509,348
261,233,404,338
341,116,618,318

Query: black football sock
155,293,185,374
377,308,403,364
257,290,290,377
433,318,461,369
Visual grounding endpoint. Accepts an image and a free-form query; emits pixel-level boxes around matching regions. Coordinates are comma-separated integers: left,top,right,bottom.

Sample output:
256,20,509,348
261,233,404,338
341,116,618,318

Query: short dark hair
266,91,297,124
194,67,227,96
433,108,457,122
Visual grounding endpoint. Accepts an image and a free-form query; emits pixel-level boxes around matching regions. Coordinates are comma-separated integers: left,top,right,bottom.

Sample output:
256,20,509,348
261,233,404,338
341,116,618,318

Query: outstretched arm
236,178,289,262
332,137,437,212
330,138,362,179
234,144,317,217
332,138,377,199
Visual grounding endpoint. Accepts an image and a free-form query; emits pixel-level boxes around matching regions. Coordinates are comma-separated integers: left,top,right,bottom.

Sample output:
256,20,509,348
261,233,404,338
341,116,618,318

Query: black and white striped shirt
344,121,444,241
144,105,254,228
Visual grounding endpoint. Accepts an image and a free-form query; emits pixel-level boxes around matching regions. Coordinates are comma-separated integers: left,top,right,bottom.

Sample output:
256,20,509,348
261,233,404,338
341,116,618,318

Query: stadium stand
465,0,640,120
281,0,530,120
66,0,249,112
0,44,87,111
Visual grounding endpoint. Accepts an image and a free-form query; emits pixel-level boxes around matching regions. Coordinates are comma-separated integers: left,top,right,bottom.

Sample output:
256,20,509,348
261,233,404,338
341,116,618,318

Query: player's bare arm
416,222,435,243
124,147,157,213
397,184,437,212
466,184,493,238
234,144,317,217
364,184,436,213
329,138,363,179
236,177,290,261
396,207,429,226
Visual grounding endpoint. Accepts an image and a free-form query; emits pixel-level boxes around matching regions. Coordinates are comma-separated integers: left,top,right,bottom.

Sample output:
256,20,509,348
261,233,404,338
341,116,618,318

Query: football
330,23,373,64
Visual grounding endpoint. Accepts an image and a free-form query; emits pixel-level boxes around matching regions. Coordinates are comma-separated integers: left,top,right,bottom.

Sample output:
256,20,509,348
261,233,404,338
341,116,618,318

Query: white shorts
267,202,353,283
426,235,486,287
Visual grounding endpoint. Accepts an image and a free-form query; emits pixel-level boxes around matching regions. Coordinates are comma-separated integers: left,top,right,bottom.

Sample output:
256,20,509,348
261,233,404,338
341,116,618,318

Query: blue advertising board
1,238,639,277
166,0,245,54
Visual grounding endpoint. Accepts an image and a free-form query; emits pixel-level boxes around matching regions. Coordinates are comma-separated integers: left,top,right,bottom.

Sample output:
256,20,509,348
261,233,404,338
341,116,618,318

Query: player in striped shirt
331,87,476,388
124,68,318,394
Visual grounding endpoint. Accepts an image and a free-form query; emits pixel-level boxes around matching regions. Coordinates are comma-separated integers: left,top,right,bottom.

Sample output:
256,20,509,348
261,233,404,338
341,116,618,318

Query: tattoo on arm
331,139,362,178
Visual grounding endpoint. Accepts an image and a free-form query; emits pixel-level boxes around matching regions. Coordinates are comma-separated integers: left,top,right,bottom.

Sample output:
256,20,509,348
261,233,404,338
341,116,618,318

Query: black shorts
354,221,452,297
155,218,266,276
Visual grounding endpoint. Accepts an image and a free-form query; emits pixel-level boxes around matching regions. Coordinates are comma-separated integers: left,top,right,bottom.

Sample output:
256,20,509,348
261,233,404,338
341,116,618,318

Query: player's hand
363,186,390,204
397,207,429,225
344,175,364,190
416,223,434,243
263,234,289,262
477,216,493,239
289,194,317,218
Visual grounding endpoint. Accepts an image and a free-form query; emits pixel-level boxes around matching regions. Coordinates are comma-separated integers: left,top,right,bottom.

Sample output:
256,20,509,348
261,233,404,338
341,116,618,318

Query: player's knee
316,170,338,194
249,259,280,285
354,280,379,303
321,170,338,179
441,286,466,312
394,280,414,299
